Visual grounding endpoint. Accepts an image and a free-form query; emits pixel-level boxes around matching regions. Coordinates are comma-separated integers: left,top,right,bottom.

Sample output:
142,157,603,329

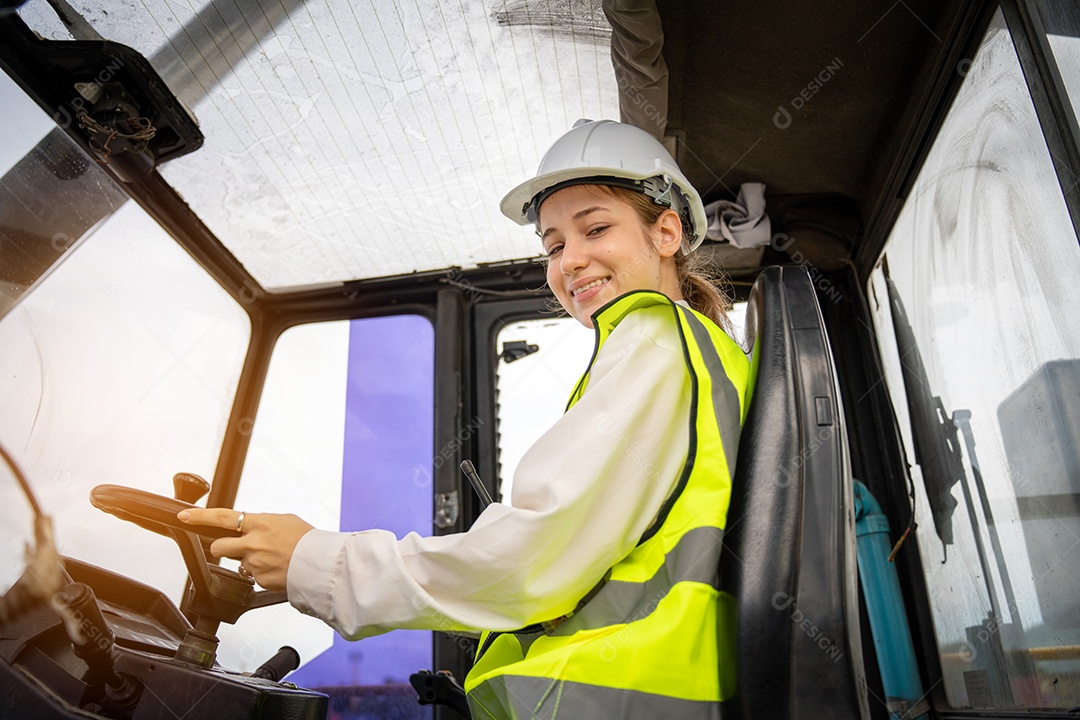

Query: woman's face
539,185,683,328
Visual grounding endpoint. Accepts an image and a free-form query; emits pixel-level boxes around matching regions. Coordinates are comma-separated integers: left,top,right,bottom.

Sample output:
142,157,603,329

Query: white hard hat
501,119,708,251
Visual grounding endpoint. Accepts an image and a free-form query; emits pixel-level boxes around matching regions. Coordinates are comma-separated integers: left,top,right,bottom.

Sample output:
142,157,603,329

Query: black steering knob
173,472,210,504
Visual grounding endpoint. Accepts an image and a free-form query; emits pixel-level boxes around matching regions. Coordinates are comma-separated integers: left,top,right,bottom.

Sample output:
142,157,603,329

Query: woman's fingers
173,508,313,593
177,506,241,530
209,537,245,560
177,507,247,559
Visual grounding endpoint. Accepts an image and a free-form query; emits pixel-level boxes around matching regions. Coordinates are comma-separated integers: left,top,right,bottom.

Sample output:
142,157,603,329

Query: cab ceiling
659,0,982,266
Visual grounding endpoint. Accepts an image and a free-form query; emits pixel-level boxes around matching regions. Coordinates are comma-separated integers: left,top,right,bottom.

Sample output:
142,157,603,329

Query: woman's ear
653,208,685,259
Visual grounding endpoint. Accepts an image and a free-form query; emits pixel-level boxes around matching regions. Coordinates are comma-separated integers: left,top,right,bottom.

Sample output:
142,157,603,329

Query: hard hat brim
501,167,708,251
500,166,663,227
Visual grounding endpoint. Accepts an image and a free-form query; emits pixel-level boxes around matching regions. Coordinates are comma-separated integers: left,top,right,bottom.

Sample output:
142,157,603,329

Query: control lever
173,472,210,504
252,646,301,681
172,472,214,556
54,583,142,716
88,483,288,667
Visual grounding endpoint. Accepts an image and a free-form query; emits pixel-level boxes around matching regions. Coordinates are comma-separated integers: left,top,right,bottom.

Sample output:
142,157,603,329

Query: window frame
1001,0,1080,243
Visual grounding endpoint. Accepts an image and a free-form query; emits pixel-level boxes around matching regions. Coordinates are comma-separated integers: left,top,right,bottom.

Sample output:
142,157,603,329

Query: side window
494,317,595,500
869,9,1080,712
221,315,434,710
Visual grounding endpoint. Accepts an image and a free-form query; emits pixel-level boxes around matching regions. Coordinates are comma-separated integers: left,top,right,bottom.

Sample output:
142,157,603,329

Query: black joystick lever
253,646,301,681
173,472,211,504
55,583,143,716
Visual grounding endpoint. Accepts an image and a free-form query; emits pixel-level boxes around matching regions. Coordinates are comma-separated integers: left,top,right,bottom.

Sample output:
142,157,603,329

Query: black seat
720,266,869,720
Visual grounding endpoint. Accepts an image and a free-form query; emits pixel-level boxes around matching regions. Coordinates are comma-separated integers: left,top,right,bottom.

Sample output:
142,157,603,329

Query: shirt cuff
287,528,346,620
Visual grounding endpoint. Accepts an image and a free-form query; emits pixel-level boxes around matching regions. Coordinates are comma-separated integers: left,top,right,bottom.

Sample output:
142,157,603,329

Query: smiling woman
456,123,749,717
538,184,684,327
174,119,750,720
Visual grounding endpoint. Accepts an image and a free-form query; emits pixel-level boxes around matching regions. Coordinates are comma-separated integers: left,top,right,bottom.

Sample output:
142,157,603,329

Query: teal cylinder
853,479,927,720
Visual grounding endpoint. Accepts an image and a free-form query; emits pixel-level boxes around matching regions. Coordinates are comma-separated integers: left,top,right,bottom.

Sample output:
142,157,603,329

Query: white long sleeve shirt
286,305,692,639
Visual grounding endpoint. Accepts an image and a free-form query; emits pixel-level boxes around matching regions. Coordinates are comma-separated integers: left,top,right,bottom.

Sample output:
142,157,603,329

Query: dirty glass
15,0,621,287
868,10,1080,711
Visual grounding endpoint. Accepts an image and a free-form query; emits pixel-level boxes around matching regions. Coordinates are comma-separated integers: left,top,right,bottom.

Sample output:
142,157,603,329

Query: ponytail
677,251,733,331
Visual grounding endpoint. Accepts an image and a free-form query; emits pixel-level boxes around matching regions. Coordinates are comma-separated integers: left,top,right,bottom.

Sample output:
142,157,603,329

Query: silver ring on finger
238,562,253,580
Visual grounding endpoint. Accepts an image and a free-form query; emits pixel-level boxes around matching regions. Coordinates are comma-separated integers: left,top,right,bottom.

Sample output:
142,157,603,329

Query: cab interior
1,0,1079,719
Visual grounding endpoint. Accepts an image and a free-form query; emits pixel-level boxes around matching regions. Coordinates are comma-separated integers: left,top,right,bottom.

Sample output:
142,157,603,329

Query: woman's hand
177,508,314,593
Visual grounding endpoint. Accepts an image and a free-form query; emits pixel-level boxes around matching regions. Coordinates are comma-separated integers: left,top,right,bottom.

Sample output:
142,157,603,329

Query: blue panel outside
289,314,434,693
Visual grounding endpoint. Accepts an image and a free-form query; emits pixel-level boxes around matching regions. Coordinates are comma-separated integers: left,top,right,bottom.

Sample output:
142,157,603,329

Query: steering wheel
89,484,239,540
89,481,286,632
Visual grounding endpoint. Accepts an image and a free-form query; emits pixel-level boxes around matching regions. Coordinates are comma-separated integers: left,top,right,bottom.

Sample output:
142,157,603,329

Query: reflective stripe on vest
468,676,721,720
465,291,749,719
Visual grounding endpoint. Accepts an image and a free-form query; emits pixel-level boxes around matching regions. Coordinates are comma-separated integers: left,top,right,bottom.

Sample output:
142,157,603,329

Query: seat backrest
719,266,869,720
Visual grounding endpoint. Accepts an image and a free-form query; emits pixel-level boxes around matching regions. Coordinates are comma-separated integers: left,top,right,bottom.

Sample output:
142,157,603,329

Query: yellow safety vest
465,290,749,719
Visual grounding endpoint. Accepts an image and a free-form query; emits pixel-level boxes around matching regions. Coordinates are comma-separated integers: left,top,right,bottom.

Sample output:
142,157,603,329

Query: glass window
222,315,434,717
869,10,1080,711
494,316,594,500
0,200,251,601
15,0,621,288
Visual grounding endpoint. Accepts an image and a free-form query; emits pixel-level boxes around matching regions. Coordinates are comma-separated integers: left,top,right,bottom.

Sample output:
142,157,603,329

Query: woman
180,120,750,719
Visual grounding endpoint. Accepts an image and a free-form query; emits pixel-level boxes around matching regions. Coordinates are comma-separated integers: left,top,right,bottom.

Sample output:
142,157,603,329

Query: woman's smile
539,185,681,327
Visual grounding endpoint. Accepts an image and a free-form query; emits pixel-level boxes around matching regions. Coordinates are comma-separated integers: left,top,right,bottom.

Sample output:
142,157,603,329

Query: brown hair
604,186,733,329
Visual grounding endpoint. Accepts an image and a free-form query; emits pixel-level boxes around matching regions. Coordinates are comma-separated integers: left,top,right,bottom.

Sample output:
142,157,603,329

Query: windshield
0,69,250,597
14,0,620,288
